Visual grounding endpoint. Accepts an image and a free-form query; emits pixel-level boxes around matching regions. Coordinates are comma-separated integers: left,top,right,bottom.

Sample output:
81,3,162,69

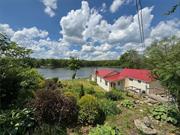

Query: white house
92,68,165,94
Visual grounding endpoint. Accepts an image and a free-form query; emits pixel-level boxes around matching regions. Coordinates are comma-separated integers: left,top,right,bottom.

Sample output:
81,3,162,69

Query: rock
134,119,157,135
134,100,140,104
140,101,144,104
143,117,151,128
145,99,158,104
139,109,143,112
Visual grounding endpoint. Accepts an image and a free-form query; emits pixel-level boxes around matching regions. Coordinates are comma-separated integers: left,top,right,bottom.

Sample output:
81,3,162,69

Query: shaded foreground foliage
0,108,36,135
0,33,44,109
30,90,79,127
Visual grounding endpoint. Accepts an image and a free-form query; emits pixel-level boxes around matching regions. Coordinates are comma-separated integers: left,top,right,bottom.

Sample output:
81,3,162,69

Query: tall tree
68,57,81,79
146,36,180,110
0,33,43,109
119,49,144,69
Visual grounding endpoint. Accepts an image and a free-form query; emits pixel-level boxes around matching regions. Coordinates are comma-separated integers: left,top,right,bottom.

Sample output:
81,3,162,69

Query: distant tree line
22,58,121,68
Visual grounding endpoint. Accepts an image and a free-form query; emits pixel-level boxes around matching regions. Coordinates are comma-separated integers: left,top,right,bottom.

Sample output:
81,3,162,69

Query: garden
0,33,180,135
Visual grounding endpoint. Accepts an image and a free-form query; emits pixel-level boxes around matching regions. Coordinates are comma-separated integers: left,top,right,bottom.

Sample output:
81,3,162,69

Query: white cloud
60,1,89,44
41,0,58,17
150,19,180,40
109,7,154,44
110,0,125,13
0,1,179,60
0,24,15,37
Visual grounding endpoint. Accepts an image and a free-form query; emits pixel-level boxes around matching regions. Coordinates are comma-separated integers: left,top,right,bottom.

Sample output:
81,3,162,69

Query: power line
139,0,145,48
135,0,145,48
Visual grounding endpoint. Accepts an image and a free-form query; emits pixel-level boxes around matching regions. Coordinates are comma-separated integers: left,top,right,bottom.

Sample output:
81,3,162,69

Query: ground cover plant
121,99,135,109
89,124,122,135
105,90,123,101
151,104,180,125
99,99,121,116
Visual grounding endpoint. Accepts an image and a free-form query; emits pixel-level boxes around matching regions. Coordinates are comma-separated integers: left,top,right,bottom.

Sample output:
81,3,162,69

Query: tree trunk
72,70,76,79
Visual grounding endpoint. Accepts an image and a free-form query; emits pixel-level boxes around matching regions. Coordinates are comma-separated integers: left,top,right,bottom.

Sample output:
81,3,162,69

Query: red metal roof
96,69,114,77
96,68,154,82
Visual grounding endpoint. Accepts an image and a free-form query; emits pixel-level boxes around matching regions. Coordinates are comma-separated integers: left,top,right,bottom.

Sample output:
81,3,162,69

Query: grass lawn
61,79,180,135
62,78,104,92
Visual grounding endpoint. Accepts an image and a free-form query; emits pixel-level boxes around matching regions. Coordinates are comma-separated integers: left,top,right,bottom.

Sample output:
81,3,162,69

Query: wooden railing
124,86,142,93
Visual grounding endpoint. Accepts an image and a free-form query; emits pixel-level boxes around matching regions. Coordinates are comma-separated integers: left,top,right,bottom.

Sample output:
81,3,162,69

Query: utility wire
139,0,145,48
135,0,143,43
135,0,145,49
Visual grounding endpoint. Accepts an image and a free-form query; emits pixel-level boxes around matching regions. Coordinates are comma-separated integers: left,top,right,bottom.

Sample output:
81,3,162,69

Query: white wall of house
125,78,149,93
110,81,124,90
96,76,111,91
91,74,96,81
93,75,150,93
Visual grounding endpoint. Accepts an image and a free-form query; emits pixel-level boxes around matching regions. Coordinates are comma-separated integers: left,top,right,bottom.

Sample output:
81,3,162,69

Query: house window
111,82,116,87
105,81,108,86
138,80,141,83
100,78,102,82
118,81,121,85
129,78,133,81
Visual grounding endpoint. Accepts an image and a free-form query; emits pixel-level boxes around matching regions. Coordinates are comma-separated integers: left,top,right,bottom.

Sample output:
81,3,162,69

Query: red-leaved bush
30,90,79,127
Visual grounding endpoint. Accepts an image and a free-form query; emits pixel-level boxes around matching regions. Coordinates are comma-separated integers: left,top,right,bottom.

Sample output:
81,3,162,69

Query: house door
111,82,116,88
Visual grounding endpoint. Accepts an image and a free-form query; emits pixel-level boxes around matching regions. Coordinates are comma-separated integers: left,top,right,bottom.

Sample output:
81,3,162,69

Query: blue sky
0,0,179,59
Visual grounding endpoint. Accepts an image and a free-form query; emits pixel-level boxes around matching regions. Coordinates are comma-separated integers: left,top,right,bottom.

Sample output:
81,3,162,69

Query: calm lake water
37,67,121,80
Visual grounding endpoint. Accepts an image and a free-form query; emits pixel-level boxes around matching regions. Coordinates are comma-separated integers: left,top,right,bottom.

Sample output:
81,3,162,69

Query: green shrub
89,81,97,86
86,87,96,95
0,108,36,135
64,91,77,98
99,99,121,116
105,90,123,101
89,124,122,135
33,124,67,135
94,91,106,99
30,90,79,127
0,64,43,109
52,77,59,83
78,95,105,125
151,104,180,125
121,100,134,109
79,84,85,98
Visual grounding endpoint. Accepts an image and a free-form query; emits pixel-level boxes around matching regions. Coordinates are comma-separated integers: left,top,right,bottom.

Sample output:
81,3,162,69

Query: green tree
145,36,180,111
68,57,81,79
165,2,180,15
0,33,43,109
119,50,144,68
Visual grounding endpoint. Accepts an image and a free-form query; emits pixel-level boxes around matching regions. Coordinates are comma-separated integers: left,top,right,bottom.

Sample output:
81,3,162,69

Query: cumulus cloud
0,24,15,37
110,0,125,13
109,7,154,44
0,24,70,58
0,1,180,60
60,1,89,44
41,0,58,17
150,19,180,40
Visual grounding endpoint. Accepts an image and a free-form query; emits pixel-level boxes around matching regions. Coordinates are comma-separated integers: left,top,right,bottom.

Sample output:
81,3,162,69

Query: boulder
134,119,157,135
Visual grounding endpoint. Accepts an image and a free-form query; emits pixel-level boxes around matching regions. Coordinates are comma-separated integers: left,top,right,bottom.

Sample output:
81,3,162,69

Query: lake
37,67,121,80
